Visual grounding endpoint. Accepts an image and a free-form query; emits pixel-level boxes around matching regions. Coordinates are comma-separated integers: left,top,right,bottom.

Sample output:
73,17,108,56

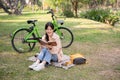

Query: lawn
0,12,120,80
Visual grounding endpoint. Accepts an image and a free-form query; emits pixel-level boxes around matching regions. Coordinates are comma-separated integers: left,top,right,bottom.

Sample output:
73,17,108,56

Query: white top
42,33,63,62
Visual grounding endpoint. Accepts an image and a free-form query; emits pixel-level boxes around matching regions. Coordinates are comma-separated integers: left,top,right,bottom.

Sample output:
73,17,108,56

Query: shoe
33,63,45,71
29,61,39,69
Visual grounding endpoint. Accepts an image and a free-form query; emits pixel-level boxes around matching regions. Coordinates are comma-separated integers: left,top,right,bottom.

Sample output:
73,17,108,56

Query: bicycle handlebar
47,9,54,15
47,9,55,20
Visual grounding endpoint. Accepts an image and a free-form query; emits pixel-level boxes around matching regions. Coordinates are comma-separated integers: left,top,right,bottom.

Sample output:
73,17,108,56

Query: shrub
80,9,119,26
63,10,74,17
80,9,109,22
105,14,119,26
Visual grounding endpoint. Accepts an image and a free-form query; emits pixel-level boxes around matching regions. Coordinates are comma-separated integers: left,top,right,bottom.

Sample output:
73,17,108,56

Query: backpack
70,53,86,65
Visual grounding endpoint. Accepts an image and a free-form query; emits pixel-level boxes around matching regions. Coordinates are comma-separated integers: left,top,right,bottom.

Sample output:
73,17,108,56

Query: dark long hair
45,22,54,41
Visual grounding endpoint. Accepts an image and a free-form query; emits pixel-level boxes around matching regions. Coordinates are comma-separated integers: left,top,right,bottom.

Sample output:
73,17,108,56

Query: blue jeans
37,48,58,64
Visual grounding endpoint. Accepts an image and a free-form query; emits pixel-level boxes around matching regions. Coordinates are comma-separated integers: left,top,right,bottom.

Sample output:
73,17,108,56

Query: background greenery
80,9,120,26
1,0,120,23
0,11,120,80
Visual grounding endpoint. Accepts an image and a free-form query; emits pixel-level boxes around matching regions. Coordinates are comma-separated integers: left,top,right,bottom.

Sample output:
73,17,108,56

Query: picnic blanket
27,54,75,70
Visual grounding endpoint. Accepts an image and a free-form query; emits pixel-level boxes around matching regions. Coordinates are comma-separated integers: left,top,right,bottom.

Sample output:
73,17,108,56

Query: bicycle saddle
27,20,37,24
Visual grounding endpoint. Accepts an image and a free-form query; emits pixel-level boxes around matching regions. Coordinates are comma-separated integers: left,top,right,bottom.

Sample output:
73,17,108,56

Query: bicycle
11,9,74,53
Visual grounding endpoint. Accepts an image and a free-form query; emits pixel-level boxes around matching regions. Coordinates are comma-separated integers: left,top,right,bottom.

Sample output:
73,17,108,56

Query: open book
38,39,57,46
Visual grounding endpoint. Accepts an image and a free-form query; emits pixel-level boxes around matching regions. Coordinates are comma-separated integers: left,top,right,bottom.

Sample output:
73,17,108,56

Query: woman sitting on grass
29,22,63,71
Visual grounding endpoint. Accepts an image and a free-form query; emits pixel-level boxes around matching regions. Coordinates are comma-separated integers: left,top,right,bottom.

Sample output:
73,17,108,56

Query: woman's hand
46,45,53,50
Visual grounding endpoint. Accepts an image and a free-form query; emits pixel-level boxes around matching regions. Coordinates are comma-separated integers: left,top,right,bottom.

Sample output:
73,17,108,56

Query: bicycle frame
11,22,42,43
52,20,61,34
25,25,41,43
51,13,63,38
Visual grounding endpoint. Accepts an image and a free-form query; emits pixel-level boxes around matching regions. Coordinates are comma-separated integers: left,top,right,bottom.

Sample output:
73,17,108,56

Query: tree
70,0,91,17
0,0,26,15
71,0,79,17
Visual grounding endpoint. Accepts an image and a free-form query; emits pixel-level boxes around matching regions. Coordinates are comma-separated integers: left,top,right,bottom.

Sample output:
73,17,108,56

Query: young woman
29,22,63,71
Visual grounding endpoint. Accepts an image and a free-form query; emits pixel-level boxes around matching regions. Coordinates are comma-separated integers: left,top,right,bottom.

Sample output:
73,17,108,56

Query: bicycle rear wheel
54,27,74,48
11,28,36,53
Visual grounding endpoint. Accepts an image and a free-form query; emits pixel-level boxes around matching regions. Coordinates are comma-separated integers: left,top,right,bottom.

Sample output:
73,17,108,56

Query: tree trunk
15,0,26,15
13,0,26,15
0,0,12,14
74,1,78,17
71,0,78,17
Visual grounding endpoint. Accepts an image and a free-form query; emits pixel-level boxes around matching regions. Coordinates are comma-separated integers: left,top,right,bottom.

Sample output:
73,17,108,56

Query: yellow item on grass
70,53,84,63
64,53,86,66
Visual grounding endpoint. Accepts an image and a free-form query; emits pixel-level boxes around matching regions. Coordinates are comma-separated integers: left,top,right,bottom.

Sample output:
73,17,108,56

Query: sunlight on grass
73,24,112,29
69,18,113,29
0,12,8,15
0,20,27,22
0,14,51,23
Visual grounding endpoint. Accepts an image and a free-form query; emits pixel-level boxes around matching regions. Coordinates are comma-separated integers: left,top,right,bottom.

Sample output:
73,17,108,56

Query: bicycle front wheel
54,27,74,48
11,28,36,53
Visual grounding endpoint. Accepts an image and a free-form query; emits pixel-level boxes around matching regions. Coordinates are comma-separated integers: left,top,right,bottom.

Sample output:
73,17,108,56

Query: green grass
0,12,120,80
